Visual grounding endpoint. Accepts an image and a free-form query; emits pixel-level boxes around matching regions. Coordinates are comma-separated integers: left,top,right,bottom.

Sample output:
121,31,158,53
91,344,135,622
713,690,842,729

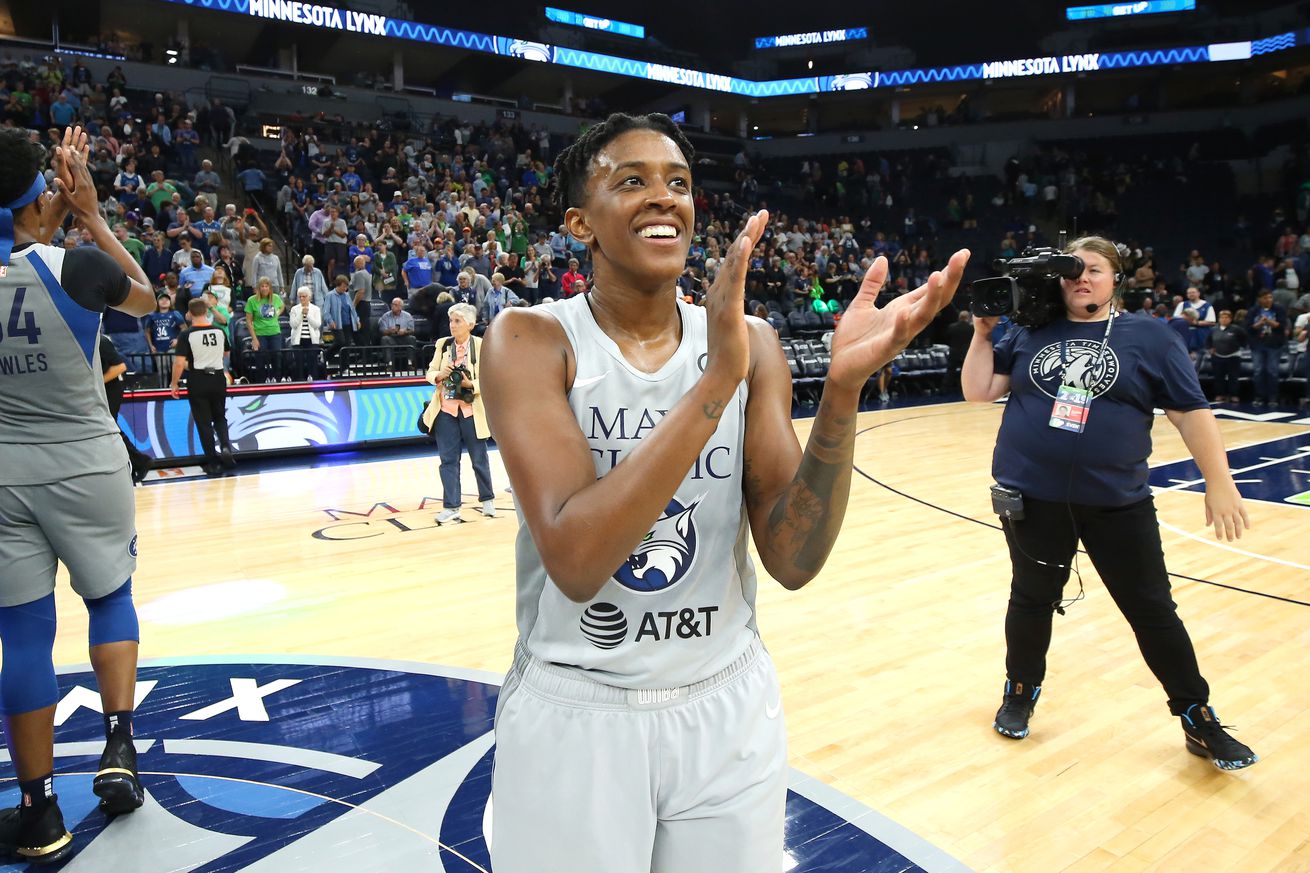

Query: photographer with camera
962,235,1258,771
422,303,495,525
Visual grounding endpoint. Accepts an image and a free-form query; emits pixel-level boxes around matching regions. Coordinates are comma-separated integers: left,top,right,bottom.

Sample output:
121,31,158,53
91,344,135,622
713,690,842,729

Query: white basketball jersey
513,294,759,688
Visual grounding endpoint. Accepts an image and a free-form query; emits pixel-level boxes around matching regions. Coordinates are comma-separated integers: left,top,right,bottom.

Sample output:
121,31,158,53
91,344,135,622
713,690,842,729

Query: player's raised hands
704,209,768,387
51,126,100,222
827,249,971,392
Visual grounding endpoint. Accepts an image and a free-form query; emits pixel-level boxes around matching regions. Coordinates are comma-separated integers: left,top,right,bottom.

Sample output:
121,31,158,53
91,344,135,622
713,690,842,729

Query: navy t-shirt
992,313,1208,506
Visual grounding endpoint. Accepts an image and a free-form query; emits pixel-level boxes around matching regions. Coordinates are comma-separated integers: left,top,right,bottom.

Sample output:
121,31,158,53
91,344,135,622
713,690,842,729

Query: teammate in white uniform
480,112,969,872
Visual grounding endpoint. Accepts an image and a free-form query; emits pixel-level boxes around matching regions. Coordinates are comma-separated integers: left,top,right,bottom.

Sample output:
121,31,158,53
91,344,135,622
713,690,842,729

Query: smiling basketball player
479,112,969,872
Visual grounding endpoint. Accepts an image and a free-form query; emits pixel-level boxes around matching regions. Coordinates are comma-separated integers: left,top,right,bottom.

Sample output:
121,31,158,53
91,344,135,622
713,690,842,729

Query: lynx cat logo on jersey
1028,339,1120,399
611,497,701,593
0,657,961,871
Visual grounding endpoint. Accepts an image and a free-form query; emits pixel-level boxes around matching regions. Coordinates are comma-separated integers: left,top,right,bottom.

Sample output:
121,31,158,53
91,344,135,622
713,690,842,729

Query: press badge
1049,385,1091,432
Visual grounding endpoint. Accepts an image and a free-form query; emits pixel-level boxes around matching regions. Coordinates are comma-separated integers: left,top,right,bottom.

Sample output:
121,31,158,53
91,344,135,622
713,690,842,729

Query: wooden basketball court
46,401,1310,873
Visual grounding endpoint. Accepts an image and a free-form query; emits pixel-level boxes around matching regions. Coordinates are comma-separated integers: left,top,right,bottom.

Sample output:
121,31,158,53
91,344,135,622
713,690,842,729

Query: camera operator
422,303,495,525
962,235,1257,771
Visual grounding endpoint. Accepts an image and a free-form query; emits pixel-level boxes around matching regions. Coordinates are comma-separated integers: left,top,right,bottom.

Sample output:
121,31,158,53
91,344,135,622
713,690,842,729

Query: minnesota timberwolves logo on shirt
1028,339,1120,399
611,497,701,594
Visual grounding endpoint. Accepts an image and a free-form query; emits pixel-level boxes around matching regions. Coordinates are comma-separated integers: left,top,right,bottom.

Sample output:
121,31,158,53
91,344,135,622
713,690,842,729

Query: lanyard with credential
1051,311,1115,433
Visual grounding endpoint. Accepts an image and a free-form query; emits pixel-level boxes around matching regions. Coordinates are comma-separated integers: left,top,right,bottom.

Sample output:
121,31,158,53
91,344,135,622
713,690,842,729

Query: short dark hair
552,112,694,214
188,299,208,316
0,129,47,208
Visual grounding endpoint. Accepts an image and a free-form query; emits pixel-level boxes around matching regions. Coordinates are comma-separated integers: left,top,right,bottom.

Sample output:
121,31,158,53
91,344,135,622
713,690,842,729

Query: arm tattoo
765,411,854,576
703,399,726,421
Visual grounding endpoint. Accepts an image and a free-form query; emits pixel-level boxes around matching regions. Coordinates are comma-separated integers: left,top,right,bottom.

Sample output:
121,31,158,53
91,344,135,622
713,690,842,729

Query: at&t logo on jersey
611,497,701,593
1028,339,1120,399
579,602,719,649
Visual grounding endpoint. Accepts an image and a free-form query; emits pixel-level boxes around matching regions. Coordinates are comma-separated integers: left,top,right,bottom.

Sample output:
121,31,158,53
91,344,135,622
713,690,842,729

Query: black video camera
445,363,474,404
970,247,1085,329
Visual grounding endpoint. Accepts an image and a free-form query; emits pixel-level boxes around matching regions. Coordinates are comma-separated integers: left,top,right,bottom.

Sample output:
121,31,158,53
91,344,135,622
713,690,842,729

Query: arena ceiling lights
163,0,1304,97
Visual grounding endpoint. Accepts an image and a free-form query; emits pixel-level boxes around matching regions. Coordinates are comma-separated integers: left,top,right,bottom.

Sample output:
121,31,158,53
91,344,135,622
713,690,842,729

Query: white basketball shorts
490,634,787,873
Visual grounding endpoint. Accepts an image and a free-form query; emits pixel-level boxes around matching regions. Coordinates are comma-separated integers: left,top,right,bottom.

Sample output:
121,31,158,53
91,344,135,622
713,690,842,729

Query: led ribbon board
1067,1,1196,21
153,1,1300,96
754,27,869,50
545,7,645,39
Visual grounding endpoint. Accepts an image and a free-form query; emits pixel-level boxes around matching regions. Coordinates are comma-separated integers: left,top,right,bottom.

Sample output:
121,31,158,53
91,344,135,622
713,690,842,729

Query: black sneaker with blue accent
994,680,1041,739
1180,704,1258,771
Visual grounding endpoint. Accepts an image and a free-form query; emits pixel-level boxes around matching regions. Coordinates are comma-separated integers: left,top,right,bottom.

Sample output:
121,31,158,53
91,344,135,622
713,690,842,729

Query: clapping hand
826,250,971,392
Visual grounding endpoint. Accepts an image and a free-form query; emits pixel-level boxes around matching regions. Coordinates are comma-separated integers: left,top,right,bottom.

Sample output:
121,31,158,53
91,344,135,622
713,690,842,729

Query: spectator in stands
373,239,399,302
1174,286,1215,348
175,119,200,173
423,302,494,524
245,277,286,383
145,169,176,215
288,286,323,380
291,254,328,308
479,272,521,326
215,242,243,293
323,205,348,278
433,243,459,288
560,257,585,297
250,237,284,300
178,248,214,301
1245,290,1289,407
113,158,143,211
237,163,268,211
432,291,455,339
141,231,172,288
114,223,145,266
378,296,418,368
522,252,554,304
1207,310,1246,403
144,293,185,361
402,242,433,295
348,233,373,272
461,242,492,277
323,274,360,351
350,255,376,339
194,158,220,195
202,287,232,341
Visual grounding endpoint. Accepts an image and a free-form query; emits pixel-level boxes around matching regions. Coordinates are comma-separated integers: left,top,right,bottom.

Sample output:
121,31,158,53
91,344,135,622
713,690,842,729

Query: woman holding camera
962,236,1258,771
423,302,495,524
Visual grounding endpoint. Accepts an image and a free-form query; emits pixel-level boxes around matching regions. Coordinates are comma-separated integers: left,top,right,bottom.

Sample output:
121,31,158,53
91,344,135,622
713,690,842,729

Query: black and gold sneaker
994,680,1041,739
1181,704,1259,771
0,796,73,865
94,729,145,814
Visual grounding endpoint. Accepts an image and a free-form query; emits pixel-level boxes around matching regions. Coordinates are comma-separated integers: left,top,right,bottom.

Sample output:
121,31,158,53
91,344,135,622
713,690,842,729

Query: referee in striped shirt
170,299,236,476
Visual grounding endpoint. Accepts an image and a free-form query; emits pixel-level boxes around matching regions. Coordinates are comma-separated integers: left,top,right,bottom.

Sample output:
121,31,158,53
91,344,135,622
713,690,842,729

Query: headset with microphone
1077,242,1129,314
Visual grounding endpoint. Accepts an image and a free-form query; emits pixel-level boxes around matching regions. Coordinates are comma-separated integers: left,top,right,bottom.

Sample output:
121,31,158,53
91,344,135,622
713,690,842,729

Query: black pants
1001,495,1209,715
187,371,231,460
1211,355,1242,397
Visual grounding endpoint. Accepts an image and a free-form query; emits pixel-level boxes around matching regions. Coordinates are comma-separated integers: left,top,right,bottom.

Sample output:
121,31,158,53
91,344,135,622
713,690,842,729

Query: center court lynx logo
0,658,956,871
611,497,701,593
1028,339,1120,399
